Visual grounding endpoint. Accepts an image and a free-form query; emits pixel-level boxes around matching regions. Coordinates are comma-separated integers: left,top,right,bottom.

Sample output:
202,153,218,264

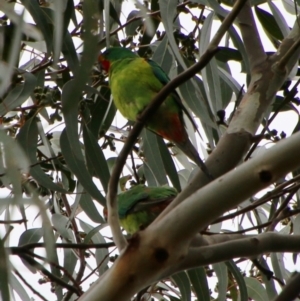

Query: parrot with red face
98,47,212,179
103,185,177,234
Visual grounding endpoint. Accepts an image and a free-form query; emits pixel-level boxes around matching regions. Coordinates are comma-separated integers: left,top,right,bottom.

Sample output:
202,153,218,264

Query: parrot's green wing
118,185,150,219
147,59,199,132
117,185,177,218
117,185,177,234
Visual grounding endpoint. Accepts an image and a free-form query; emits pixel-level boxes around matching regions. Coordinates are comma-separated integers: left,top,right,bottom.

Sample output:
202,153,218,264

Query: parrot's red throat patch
98,55,110,72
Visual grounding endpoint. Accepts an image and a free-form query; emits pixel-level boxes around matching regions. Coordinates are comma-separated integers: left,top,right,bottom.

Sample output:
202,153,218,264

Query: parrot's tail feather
177,140,213,180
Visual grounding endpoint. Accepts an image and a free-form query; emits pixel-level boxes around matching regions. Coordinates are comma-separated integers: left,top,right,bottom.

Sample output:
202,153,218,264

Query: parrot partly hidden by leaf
98,47,212,179
103,185,177,234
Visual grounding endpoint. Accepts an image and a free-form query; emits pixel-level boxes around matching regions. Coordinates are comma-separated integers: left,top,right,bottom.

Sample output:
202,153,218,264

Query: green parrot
98,47,212,179
104,185,177,234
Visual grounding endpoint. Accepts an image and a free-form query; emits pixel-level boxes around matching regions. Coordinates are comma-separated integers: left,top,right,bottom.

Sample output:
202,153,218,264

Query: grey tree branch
164,10,300,213
150,130,300,246
237,1,267,69
79,128,300,301
170,233,300,273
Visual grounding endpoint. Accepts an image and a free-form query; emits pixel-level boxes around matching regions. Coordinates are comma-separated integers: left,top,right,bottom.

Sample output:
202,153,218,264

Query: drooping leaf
19,0,53,54
171,272,191,301
79,187,105,223
226,260,248,301
83,125,110,194
60,129,105,204
213,262,228,301
156,135,181,192
79,220,109,274
0,238,10,301
18,228,43,273
125,10,143,36
187,267,210,301
245,277,269,301
0,72,36,116
255,6,284,41
17,117,66,193
142,129,168,186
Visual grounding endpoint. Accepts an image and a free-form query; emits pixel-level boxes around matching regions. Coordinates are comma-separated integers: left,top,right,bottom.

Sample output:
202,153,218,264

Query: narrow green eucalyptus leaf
187,267,210,301
206,0,230,15
52,214,74,241
216,64,233,108
10,272,31,301
200,12,221,113
258,257,278,300
226,260,248,301
227,25,250,75
83,126,110,195
140,164,156,186
218,66,243,98
79,190,105,223
79,220,109,274
62,31,80,76
0,72,36,116
171,272,191,301
213,262,228,301
216,47,243,63
156,136,181,192
245,277,268,301
125,10,143,36
63,0,75,31
18,228,43,273
178,66,214,127
18,228,43,246
52,0,65,63
83,224,107,244
88,86,114,137
62,248,77,284
138,0,160,56
281,0,300,14
255,7,284,41
152,36,173,75
62,0,100,202
20,0,53,54
268,1,290,37
17,117,66,192
159,0,187,70
0,238,10,301
142,129,168,186
60,129,105,203
98,0,121,26
0,12,23,98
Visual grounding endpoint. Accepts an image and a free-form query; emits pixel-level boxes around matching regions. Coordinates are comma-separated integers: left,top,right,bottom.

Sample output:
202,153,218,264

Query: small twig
61,193,86,301
273,272,300,301
245,78,300,160
212,181,300,224
14,269,48,301
9,242,114,253
130,151,140,184
80,247,117,284
0,219,26,224
22,249,80,291
19,253,81,296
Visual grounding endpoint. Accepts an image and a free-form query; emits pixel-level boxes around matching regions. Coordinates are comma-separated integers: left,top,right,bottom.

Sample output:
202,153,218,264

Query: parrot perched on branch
104,185,177,234
98,47,212,179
